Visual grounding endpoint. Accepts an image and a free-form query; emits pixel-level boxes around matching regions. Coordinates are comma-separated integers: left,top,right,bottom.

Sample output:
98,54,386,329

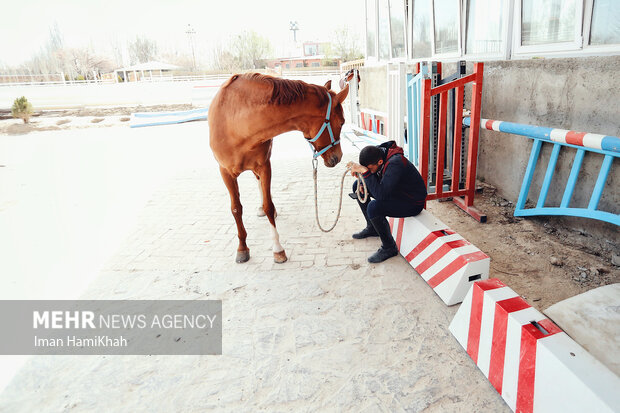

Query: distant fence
135,74,232,83
0,69,340,88
0,76,114,87
281,69,340,77
0,81,200,109
340,59,365,73
0,69,343,110
0,74,65,85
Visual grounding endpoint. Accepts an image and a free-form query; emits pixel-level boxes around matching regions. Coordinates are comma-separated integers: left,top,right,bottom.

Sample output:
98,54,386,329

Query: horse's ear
336,83,350,103
324,80,332,90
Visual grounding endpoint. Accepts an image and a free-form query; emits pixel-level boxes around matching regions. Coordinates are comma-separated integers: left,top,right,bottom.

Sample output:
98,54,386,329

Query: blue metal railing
405,64,427,166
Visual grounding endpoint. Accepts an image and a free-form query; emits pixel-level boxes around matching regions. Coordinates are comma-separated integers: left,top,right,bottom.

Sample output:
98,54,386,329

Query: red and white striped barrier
388,209,489,305
449,278,620,413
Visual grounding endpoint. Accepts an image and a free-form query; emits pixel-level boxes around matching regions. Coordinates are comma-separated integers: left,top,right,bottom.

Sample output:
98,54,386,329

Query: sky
0,0,365,68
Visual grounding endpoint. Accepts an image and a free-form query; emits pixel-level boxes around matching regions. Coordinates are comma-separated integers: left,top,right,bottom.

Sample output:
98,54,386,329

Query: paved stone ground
0,123,509,412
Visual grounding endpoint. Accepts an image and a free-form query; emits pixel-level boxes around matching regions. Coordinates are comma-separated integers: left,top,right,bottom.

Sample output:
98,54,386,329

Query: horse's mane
235,73,329,106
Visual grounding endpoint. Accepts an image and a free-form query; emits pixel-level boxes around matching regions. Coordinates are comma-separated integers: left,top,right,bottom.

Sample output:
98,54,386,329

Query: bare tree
231,31,272,69
160,49,193,70
108,37,126,68
21,23,66,75
210,42,238,71
128,36,158,65
4,23,117,81
69,48,114,79
331,26,364,62
47,22,64,54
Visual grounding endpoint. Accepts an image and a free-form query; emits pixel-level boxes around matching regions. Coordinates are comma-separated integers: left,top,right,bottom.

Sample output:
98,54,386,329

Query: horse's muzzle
325,153,341,168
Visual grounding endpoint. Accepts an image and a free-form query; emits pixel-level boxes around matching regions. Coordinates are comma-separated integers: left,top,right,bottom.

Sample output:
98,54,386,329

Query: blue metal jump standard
465,117,619,226
405,64,427,166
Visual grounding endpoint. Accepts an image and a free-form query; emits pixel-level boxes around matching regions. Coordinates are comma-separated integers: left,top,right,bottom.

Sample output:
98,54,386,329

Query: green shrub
11,96,33,124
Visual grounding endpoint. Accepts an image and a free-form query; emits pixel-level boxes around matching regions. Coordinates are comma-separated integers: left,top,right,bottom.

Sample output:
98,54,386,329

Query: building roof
115,61,181,72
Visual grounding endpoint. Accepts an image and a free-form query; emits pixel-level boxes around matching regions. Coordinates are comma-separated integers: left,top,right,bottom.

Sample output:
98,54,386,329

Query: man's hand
346,161,368,176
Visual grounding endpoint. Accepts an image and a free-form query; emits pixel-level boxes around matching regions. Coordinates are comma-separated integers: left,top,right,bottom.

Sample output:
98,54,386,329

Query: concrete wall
359,65,388,113
359,56,619,239
477,57,619,239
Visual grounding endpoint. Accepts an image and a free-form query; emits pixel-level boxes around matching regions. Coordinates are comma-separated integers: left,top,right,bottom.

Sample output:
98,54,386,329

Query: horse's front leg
256,161,287,263
219,167,250,263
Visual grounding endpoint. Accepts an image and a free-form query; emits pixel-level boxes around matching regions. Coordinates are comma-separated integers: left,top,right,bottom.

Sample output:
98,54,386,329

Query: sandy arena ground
0,109,618,411
2,107,616,304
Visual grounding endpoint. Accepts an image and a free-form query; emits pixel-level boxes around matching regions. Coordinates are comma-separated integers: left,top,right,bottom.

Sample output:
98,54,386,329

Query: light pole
289,21,299,43
186,24,196,72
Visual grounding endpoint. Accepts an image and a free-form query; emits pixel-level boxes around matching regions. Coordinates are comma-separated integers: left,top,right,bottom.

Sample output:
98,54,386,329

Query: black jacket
362,141,427,204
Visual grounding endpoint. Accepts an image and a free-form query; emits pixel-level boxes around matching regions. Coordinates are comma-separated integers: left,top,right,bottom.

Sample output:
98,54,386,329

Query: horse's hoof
235,250,250,263
273,251,287,264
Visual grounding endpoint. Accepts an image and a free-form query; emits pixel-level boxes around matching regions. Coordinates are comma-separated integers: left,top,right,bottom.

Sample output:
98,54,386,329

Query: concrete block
450,278,620,413
544,283,620,377
388,209,490,305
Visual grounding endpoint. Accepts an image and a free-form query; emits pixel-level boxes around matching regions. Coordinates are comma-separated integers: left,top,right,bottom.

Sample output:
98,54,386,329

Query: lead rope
312,158,368,232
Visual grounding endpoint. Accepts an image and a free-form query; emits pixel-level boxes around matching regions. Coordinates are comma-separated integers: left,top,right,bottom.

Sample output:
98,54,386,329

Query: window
466,0,505,55
433,0,460,54
590,0,620,45
304,44,318,56
521,0,577,46
389,0,406,58
366,0,377,57
411,0,432,58
364,0,620,62
378,0,391,60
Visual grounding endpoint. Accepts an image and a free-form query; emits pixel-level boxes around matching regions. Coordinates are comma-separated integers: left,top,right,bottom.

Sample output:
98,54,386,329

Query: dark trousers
353,181,424,220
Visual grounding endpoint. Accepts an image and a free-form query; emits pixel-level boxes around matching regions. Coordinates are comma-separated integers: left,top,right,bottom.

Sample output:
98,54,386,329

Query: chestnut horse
208,73,350,264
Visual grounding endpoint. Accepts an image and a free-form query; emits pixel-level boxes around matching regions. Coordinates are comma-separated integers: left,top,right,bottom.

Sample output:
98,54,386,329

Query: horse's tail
221,74,240,88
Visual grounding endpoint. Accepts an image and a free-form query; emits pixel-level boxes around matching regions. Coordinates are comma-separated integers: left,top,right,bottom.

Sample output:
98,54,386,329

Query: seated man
347,141,427,263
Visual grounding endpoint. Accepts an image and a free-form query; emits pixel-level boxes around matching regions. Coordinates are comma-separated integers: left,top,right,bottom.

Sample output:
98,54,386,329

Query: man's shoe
367,215,399,263
368,245,399,263
352,226,378,239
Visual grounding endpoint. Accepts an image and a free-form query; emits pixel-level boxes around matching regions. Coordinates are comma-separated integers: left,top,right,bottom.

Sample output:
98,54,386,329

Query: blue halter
307,92,340,159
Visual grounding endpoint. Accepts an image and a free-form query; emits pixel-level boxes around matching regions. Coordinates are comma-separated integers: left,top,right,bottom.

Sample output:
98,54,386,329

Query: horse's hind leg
253,173,266,217
219,167,250,263
254,173,277,218
255,161,287,263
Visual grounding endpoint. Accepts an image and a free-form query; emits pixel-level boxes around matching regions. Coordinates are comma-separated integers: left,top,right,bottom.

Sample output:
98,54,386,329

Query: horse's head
307,80,350,168
339,69,361,90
